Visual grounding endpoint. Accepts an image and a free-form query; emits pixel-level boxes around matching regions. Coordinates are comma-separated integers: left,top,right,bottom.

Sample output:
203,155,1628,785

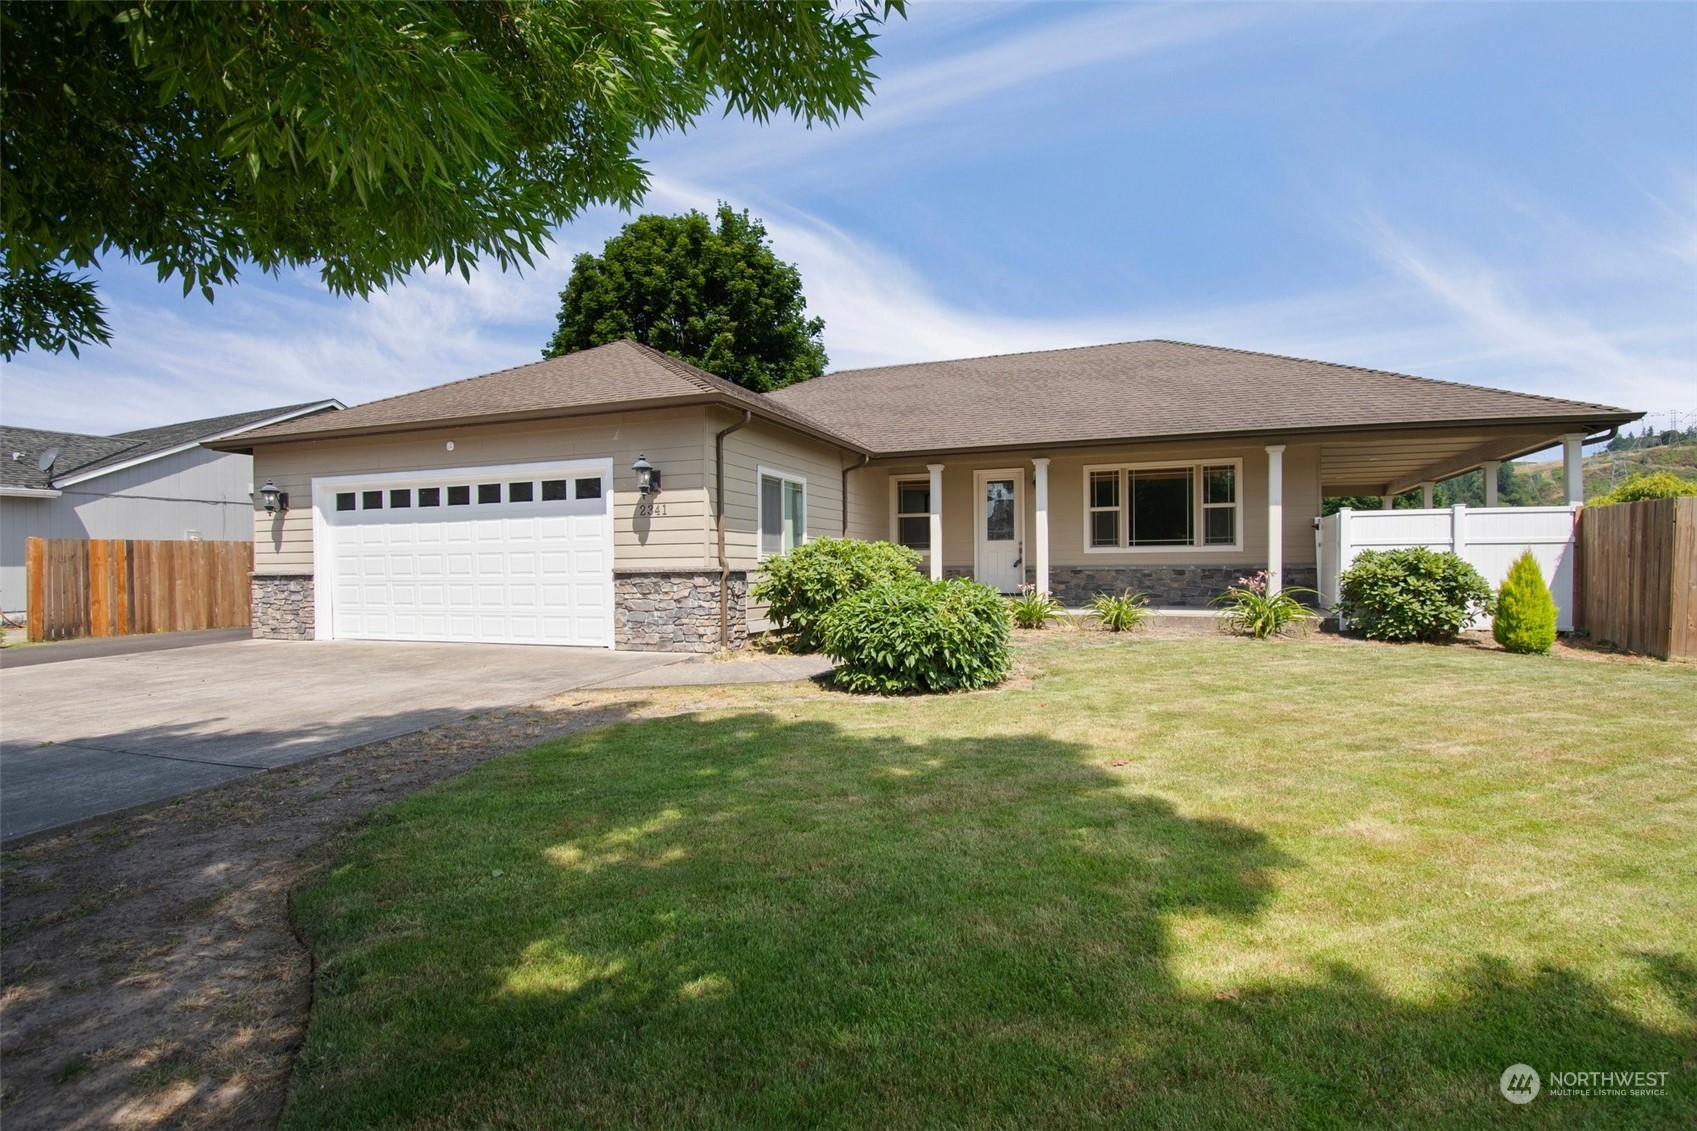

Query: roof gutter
0,485,62,499
842,452,869,535
714,409,754,651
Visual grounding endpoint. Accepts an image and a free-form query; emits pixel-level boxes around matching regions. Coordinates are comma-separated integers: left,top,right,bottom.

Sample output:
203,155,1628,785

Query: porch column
1032,458,1051,596
1562,433,1585,505
1380,495,1395,511
1265,445,1285,593
927,463,944,581
1483,461,1501,507
1421,481,1436,509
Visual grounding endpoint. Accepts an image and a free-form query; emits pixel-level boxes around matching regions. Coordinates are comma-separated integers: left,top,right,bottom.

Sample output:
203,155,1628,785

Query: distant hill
1521,441,1697,503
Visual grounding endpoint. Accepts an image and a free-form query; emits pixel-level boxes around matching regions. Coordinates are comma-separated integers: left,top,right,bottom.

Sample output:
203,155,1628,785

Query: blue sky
4,1,1694,438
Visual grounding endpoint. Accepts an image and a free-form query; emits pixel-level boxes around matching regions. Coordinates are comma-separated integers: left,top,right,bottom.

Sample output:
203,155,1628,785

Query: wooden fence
1575,497,1697,660
25,538,252,642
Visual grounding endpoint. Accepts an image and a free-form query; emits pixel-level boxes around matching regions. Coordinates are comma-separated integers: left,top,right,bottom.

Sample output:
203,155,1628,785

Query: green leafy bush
1213,571,1316,639
818,578,1011,694
1493,551,1557,654
1336,548,1494,643
1587,471,1697,507
751,537,921,652
1089,589,1151,632
1008,584,1062,629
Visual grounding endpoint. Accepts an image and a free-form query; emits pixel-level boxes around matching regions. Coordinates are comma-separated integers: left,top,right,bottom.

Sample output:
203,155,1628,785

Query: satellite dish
36,446,59,472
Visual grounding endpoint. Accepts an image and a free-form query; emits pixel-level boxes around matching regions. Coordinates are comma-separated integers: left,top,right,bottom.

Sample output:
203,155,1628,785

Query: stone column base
614,569,747,653
252,575,315,640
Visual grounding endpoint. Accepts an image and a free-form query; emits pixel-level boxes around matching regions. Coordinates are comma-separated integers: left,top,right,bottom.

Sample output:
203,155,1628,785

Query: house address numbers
636,502,668,517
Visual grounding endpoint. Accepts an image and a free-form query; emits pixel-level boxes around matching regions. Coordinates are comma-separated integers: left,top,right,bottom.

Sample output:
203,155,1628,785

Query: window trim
889,475,933,557
1079,458,1244,554
756,465,808,561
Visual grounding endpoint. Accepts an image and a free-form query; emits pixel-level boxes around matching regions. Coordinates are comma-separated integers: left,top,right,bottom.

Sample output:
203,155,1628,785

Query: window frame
1079,458,1244,554
890,476,933,556
756,465,808,561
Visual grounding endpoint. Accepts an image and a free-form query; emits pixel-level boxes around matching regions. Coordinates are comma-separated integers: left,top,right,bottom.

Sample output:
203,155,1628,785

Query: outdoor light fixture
632,454,660,496
259,480,288,514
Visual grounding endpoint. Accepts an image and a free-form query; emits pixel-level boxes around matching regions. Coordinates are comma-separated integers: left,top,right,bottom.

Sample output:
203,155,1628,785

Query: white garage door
317,460,613,647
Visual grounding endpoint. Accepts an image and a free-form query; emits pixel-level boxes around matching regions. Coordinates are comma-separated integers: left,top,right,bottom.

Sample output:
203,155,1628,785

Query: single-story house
0,401,341,619
213,339,1638,651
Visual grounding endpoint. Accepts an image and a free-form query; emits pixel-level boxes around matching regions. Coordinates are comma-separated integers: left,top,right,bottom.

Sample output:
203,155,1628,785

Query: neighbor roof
222,340,861,451
1,401,341,491
765,340,1640,455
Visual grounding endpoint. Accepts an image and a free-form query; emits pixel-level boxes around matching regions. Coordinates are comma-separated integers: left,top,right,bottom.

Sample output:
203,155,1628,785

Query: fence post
26,537,45,642
1452,503,1468,560
1335,508,1353,630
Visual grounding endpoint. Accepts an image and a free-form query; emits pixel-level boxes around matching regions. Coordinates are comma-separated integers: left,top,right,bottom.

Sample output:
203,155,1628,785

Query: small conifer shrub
1493,550,1557,654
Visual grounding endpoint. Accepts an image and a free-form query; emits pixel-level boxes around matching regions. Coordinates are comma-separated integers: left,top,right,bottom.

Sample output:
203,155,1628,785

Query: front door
974,469,1024,593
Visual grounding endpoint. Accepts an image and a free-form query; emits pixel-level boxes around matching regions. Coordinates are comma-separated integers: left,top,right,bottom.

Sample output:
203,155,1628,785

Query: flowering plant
1212,571,1316,639
1007,583,1063,629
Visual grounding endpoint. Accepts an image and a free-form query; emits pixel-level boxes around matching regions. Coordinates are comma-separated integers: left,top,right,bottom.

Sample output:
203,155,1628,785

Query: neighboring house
215,339,1639,652
0,402,342,619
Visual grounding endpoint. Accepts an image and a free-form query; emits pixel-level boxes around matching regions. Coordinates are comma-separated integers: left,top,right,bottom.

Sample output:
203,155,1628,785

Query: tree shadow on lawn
285,713,1696,1128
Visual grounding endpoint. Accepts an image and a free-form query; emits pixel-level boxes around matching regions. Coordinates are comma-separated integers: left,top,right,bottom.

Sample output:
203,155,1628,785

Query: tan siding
717,413,850,571
845,463,886,541
251,409,711,575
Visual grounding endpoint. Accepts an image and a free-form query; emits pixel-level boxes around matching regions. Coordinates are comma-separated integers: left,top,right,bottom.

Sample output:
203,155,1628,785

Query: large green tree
545,205,826,392
0,0,902,358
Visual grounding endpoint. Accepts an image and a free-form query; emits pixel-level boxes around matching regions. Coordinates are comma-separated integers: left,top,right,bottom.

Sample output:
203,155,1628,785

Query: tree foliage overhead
546,205,827,392
0,0,903,358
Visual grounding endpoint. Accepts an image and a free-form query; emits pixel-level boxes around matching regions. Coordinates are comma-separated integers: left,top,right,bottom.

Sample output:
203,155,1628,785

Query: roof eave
0,485,62,498
54,400,345,486
208,393,869,456
854,408,1643,461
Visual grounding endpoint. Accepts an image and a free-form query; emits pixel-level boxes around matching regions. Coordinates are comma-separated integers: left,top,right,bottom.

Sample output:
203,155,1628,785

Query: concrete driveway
0,638,694,840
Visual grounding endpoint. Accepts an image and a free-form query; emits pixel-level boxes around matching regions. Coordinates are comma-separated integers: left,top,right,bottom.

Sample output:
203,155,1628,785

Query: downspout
842,452,869,536
715,409,753,650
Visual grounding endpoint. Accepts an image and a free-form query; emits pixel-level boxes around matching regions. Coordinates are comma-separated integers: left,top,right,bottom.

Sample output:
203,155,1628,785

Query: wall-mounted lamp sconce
632,454,661,496
259,480,289,514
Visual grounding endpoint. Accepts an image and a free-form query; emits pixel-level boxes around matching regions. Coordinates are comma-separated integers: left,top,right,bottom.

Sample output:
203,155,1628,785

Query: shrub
1336,548,1494,643
1008,584,1062,629
751,537,921,653
1089,589,1151,633
1493,550,1557,654
818,578,1011,694
1212,571,1316,639
1587,471,1697,507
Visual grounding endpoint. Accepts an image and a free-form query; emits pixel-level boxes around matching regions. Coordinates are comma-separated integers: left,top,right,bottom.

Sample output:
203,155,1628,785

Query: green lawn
285,637,1696,1128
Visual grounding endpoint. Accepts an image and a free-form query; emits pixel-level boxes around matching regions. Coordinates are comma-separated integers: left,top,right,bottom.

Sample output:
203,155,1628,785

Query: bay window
1083,460,1241,550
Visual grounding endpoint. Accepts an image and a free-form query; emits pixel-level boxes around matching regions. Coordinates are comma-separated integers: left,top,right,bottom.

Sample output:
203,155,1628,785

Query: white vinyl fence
1315,505,1579,630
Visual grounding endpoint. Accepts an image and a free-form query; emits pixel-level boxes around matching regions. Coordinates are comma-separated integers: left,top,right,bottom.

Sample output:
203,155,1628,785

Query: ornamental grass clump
1336,548,1494,643
751,537,922,653
1008,584,1062,629
818,578,1011,694
1213,571,1316,639
1493,550,1558,654
1089,589,1151,632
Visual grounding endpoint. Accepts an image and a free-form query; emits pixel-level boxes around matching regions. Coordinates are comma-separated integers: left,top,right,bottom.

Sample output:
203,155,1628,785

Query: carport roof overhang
1317,419,1635,497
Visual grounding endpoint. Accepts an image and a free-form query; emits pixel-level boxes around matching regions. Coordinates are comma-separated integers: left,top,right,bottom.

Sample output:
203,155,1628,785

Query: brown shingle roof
765,340,1640,455
225,339,860,450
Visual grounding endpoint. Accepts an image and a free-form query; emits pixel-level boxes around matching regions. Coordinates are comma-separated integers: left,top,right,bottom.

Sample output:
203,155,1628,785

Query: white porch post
1032,458,1050,596
927,463,944,581
1380,495,1395,511
1562,433,1585,505
1265,445,1285,594
1483,460,1501,508
1421,481,1435,509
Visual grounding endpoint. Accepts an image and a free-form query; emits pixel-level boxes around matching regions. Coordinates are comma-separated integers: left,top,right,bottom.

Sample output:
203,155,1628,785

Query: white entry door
316,459,614,647
974,469,1024,593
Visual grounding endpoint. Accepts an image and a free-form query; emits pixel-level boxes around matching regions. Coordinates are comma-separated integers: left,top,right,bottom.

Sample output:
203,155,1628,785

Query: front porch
851,424,1593,608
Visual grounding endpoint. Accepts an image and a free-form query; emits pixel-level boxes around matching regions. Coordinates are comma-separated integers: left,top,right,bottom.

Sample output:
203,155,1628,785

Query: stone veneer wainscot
252,574,315,640
614,568,747,653
1048,564,1319,608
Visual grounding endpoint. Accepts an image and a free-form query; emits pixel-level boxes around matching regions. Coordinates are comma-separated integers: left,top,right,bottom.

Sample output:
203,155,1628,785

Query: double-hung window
894,479,931,552
1083,461,1240,550
759,469,806,558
